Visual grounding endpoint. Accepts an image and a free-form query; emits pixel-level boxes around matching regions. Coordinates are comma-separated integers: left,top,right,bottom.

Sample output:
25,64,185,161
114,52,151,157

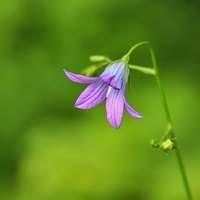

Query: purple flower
63,61,143,129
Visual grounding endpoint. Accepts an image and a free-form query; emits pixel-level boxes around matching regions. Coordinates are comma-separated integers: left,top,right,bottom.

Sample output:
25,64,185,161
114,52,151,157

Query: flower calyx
150,138,177,155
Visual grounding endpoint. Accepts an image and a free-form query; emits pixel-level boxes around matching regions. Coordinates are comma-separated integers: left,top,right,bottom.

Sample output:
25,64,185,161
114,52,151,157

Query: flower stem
130,41,192,200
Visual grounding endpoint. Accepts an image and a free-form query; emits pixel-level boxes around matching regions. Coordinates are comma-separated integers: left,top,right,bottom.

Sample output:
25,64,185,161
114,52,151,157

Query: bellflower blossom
63,61,143,129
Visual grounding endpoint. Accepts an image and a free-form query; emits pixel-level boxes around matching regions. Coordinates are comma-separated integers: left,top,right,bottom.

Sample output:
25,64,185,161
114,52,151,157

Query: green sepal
80,61,111,77
80,65,98,76
129,64,156,75
89,55,111,62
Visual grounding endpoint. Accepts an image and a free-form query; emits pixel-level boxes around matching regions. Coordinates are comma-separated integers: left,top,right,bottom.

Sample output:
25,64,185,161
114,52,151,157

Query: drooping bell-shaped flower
64,60,143,129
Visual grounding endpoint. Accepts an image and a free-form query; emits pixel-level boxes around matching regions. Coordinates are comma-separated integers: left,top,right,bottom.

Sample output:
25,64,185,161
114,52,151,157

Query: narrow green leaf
129,64,156,75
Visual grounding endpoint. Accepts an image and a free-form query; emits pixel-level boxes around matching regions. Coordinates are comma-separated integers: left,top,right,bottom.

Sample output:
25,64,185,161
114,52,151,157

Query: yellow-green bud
150,138,156,146
161,139,174,150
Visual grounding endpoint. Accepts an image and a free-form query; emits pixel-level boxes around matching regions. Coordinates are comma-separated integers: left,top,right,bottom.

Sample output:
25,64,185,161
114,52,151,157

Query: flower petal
100,61,127,89
75,80,108,109
123,96,144,118
106,90,124,129
63,70,99,84
101,76,119,89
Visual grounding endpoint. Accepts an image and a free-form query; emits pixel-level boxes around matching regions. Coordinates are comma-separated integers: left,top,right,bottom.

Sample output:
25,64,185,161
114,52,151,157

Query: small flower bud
161,139,174,150
89,55,106,62
150,138,159,148
150,138,156,146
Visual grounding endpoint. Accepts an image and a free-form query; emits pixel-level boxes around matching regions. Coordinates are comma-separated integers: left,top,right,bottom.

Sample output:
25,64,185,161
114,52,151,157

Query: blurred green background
0,0,200,199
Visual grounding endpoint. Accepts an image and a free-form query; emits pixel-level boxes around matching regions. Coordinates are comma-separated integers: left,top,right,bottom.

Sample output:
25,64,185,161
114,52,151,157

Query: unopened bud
161,139,174,150
150,138,156,146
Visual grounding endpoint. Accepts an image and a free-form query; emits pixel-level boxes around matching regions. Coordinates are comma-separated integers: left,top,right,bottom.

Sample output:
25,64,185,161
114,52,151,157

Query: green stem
129,41,192,200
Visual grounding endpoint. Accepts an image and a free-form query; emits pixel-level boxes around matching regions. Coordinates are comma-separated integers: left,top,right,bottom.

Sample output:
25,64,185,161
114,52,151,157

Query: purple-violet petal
101,76,120,89
75,80,108,109
106,89,124,129
63,70,99,84
123,96,144,118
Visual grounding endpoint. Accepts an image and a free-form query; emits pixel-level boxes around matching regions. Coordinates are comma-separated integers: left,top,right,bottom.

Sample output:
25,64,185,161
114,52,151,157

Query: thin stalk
129,41,192,200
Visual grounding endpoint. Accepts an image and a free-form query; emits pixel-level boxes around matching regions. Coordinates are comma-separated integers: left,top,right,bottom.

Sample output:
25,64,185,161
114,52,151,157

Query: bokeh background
0,0,200,199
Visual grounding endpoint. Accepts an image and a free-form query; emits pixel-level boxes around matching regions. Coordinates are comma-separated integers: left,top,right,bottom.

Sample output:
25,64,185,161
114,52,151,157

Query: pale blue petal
63,70,99,84
100,62,127,89
75,80,108,109
106,90,124,129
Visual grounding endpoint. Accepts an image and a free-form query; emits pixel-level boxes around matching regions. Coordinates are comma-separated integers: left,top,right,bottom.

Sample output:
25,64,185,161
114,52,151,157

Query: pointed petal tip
63,69,69,74
107,112,123,129
114,124,121,129
136,115,144,119
131,113,144,119
63,69,72,77
74,103,88,110
135,114,144,119
74,104,78,108
63,69,70,76
109,121,121,129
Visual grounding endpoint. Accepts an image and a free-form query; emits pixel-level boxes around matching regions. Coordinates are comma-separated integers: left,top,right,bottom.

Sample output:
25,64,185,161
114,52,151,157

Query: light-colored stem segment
128,41,192,200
